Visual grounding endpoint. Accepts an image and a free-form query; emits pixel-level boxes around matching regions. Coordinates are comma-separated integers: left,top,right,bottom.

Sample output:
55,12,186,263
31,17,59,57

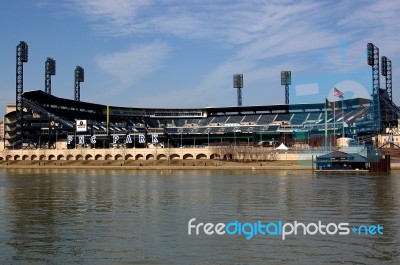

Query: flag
325,98,333,109
333,87,344,98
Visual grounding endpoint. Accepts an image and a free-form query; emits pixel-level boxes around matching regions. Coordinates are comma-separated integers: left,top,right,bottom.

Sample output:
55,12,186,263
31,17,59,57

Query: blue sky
0,0,399,117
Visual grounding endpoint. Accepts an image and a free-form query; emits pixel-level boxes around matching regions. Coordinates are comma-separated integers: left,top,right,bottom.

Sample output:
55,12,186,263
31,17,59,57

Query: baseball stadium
1,42,399,170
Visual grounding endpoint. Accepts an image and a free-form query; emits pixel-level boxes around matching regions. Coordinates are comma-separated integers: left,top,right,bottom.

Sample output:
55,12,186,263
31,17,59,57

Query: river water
0,169,399,265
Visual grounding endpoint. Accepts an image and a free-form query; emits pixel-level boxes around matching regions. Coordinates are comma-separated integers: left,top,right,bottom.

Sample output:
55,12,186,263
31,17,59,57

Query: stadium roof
22,90,371,117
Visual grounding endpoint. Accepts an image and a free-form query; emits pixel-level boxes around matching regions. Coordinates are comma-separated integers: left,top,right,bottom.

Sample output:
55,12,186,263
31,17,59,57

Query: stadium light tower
45,57,56,95
74,66,84,101
233,74,243,107
16,41,28,147
281,71,291,104
367,43,381,134
381,56,392,102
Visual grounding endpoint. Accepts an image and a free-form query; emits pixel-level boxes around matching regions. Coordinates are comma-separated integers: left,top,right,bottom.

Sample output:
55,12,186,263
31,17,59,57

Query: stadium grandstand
2,89,398,150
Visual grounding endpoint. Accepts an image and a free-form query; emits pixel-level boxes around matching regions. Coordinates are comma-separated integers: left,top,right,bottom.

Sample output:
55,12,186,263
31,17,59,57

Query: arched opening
183,154,194,160
76,154,83,160
157,154,167,160
196,153,207,159
85,154,93,160
22,155,29,160
224,153,233,160
210,153,220,160
170,154,180,160
39,155,46,161
105,154,113,160
95,154,103,160
57,155,65,160
14,155,21,160
48,155,56,160
146,154,155,160
6,155,12,161
66,154,74,160
31,155,38,161
125,154,134,160
115,154,123,160
135,154,144,160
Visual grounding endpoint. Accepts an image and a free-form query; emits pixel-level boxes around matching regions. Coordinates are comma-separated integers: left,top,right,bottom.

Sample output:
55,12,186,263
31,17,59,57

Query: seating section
226,115,244,124
257,114,277,125
28,106,372,138
82,107,372,135
307,112,321,121
275,113,291,122
291,113,308,125
210,116,228,125
241,115,260,124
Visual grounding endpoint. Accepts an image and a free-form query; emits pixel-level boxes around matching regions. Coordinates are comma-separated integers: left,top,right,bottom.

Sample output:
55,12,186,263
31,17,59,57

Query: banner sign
76,120,87,132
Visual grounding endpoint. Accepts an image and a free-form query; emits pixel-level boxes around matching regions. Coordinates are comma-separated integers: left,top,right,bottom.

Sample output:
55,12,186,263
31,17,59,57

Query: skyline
1,0,399,117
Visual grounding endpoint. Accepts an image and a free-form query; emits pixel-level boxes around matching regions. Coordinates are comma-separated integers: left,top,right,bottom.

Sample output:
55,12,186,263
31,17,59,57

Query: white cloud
94,41,171,87
69,0,152,35
63,0,400,106
68,1,398,64
68,0,326,45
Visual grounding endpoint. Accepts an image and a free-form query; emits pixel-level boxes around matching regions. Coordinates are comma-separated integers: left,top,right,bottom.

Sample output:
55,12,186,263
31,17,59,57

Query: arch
31,154,38,161
224,153,233,160
22,155,29,160
146,154,155,160
66,154,74,161
210,153,220,160
115,154,123,160
157,154,167,160
95,154,103,160
0,157,3,160
57,154,65,160
196,153,207,160
135,154,144,160
48,155,56,161
39,155,46,161
170,154,180,160
85,154,93,160
183,153,194,160
6,155,12,161
125,154,134,160
14,155,21,161
76,154,83,160
105,154,113,160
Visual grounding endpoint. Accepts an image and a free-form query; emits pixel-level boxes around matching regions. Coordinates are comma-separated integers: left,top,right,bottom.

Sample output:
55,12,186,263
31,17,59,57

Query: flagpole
333,101,336,144
333,87,345,146
325,99,328,148
342,97,345,137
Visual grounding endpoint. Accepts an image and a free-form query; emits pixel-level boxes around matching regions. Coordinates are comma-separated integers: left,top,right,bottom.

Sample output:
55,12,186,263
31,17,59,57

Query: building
2,90,376,151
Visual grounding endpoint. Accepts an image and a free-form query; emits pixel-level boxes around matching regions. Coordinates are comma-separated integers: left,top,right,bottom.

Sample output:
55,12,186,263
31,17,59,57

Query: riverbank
0,159,313,170
2,160,399,171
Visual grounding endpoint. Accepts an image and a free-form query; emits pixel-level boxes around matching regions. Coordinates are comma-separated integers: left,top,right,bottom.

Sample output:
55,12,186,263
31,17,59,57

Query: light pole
168,139,170,166
55,128,58,149
233,74,243,107
180,130,183,148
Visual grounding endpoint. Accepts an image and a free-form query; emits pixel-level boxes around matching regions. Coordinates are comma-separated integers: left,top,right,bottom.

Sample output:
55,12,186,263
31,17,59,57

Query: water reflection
0,169,399,264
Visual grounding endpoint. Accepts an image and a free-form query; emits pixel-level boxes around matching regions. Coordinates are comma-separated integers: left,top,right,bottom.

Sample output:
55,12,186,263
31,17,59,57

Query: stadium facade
2,89,399,151
1,41,400,162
